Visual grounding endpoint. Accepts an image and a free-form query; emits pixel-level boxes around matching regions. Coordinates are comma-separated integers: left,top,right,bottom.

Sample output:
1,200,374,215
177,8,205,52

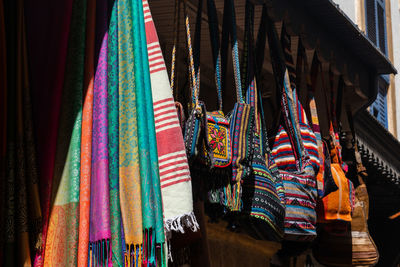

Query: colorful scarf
89,0,112,263
143,0,198,236
134,0,166,264
32,1,74,265
108,0,124,265
43,0,86,265
77,0,95,266
118,0,143,265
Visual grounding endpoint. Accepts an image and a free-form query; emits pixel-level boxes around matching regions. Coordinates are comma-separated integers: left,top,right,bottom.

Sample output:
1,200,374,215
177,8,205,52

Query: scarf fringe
142,229,166,267
89,239,112,267
124,244,141,267
164,212,200,236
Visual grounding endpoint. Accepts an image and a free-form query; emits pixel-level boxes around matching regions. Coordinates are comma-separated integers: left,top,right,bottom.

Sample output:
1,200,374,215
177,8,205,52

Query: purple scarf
89,29,112,265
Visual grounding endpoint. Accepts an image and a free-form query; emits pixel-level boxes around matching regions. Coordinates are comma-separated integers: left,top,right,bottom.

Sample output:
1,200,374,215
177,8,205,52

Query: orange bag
317,133,354,222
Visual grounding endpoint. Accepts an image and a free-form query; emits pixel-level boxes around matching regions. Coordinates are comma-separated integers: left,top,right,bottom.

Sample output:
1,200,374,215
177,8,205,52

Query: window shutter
366,0,377,45
377,1,387,54
370,79,388,128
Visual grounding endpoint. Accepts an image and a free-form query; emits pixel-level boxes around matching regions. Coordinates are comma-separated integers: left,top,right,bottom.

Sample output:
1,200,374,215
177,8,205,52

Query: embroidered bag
215,0,255,210
267,21,318,241
240,2,285,241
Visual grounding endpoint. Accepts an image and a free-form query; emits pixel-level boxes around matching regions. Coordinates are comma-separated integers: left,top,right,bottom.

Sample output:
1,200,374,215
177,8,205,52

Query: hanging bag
266,19,318,241
313,110,379,267
347,109,379,266
296,43,338,198
216,0,255,211
316,65,355,222
240,2,285,241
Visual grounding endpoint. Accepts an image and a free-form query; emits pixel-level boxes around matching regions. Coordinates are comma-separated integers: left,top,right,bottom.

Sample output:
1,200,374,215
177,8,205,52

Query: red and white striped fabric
143,0,198,235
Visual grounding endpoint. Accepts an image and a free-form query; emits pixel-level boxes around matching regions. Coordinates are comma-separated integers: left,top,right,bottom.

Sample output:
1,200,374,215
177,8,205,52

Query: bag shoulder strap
221,0,243,104
347,108,367,185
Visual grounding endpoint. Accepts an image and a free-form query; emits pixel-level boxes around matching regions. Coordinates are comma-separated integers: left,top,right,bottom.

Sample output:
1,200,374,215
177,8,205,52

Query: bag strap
170,0,181,98
297,42,325,168
347,108,367,185
280,26,308,169
220,0,243,104
206,0,224,110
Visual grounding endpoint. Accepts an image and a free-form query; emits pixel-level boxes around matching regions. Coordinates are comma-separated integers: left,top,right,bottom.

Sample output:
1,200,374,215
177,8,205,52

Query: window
365,0,389,128
365,0,387,55
370,77,388,128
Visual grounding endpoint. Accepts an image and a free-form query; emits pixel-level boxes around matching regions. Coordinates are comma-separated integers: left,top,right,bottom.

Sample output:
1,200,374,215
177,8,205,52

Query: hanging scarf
118,0,143,265
4,2,18,265
89,0,112,263
0,1,6,263
77,0,95,266
142,0,198,237
43,0,86,265
133,0,166,265
32,1,74,265
17,2,42,264
108,0,124,265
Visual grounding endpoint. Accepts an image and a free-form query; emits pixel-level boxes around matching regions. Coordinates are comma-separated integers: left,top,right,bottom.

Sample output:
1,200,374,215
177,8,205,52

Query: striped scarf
143,0,198,237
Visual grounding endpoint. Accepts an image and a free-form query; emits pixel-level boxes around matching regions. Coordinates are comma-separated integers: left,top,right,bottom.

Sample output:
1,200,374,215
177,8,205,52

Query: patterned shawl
142,0,198,236
77,0,95,266
89,0,112,262
108,0,124,265
118,0,143,265
133,0,166,265
32,1,74,265
43,0,86,265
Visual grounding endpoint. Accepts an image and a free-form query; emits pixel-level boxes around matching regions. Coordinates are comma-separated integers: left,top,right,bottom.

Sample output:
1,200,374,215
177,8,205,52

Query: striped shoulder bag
240,2,285,241
267,20,318,241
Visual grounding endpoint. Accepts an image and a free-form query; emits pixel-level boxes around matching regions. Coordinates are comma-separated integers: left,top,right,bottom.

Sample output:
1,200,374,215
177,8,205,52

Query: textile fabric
77,0,95,265
108,0,124,265
118,0,143,261
89,0,111,262
43,0,86,265
135,0,166,264
30,0,74,265
143,0,198,236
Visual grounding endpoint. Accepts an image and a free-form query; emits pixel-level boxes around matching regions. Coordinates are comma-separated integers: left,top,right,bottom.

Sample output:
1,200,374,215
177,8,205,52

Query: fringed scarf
33,1,74,265
89,0,112,263
142,0,198,238
118,0,143,265
133,0,166,265
77,0,95,266
43,0,86,265
108,0,124,265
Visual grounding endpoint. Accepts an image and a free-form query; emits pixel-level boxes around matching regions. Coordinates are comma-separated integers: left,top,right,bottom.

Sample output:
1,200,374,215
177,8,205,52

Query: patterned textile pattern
118,0,143,265
205,111,232,167
272,96,319,173
108,0,124,265
143,0,198,237
44,0,86,264
77,0,95,265
89,0,112,261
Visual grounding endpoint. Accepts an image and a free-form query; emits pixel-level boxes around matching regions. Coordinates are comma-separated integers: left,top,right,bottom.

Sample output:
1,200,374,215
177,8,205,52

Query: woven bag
265,21,318,241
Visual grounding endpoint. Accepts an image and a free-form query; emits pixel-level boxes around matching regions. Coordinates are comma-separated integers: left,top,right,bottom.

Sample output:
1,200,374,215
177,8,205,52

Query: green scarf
133,0,165,265
108,0,123,265
43,0,86,265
